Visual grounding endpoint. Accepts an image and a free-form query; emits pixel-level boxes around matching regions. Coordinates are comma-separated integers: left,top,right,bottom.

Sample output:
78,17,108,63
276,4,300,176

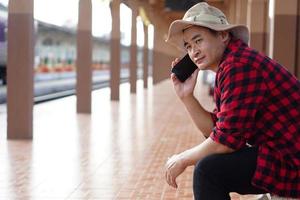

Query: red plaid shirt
210,39,300,197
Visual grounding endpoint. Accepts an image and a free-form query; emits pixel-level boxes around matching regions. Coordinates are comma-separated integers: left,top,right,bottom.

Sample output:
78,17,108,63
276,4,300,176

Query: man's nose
191,44,200,58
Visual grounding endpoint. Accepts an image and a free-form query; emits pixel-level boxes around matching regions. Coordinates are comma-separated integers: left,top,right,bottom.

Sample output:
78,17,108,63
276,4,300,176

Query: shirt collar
218,38,245,67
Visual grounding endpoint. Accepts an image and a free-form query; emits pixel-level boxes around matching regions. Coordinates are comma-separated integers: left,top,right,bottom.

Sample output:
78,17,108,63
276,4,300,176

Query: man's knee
193,154,220,185
194,155,218,174
193,154,230,199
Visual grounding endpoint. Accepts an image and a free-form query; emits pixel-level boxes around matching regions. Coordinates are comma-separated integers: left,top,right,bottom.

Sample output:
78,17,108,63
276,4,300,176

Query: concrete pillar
269,0,298,74
247,0,268,53
129,6,137,93
7,0,34,139
225,0,237,24
144,3,181,84
76,0,92,113
152,25,175,84
110,0,121,100
152,26,162,84
235,0,247,25
143,24,149,88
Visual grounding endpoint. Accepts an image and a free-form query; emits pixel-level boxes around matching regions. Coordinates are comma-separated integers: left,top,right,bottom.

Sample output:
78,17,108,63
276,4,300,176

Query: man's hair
207,28,218,35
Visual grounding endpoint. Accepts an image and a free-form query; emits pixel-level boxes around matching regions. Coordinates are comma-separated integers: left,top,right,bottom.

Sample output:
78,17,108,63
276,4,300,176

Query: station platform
0,76,270,199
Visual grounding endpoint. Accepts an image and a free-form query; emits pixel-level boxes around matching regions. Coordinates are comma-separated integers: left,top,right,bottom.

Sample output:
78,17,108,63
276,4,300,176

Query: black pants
193,147,268,200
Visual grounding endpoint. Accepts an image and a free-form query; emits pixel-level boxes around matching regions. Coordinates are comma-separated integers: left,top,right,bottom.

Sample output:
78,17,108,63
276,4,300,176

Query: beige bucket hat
166,2,249,51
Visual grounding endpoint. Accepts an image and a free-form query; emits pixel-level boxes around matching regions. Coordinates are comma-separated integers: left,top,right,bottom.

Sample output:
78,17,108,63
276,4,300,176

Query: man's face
183,26,227,72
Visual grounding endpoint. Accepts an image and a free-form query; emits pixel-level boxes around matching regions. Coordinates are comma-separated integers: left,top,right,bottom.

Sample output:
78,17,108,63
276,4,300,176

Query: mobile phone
171,54,198,82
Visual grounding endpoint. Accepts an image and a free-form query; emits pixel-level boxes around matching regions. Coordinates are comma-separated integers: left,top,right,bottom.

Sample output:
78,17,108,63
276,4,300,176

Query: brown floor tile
0,78,269,200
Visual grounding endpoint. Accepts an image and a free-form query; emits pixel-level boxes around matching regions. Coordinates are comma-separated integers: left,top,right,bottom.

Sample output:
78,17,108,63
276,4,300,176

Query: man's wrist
180,150,194,167
181,94,196,103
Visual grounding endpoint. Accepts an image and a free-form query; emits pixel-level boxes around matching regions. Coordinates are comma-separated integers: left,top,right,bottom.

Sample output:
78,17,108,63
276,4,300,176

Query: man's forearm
181,138,234,167
182,95,214,137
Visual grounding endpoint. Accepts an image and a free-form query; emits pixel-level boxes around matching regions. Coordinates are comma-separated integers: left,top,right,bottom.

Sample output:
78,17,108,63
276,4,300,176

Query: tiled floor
0,75,271,199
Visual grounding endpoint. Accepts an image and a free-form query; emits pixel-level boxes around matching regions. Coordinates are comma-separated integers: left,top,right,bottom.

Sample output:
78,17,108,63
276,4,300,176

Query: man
164,2,300,200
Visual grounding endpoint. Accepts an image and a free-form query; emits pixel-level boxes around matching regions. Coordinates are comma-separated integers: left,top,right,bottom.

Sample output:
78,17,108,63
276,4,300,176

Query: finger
171,73,179,82
166,155,174,164
170,73,180,84
166,171,173,187
166,158,176,169
170,174,178,188
166,155,177,167
174,178,178,189
165,164,170,186
165,170,168,184
171,61,175,68
166,165,177,187
166,156,171,165
170,73,176,80
171,58,180,67
166,163,178,188
171,73,176,79
168,171,177,188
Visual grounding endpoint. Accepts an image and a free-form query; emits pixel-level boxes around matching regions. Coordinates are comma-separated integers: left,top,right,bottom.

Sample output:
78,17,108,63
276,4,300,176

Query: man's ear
218,31,230,43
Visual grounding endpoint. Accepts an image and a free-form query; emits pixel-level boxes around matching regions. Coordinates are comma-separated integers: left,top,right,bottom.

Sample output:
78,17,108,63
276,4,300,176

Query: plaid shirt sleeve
210,109,218,125
210,62,267,150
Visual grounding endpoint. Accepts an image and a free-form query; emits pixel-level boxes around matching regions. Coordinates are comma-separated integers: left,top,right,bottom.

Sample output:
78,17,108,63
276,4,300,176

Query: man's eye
185,45,191,51
195,39,202,44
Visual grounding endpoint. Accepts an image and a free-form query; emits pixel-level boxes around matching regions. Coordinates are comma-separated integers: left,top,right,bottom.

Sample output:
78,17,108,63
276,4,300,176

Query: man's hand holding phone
170,54,200,100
